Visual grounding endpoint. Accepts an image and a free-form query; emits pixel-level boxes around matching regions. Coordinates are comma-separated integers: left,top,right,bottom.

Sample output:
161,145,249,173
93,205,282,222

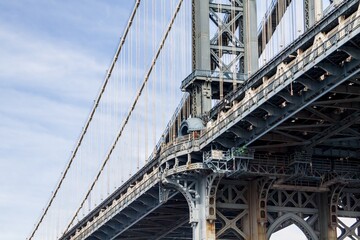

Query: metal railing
181,70,246,89
71,169,159,240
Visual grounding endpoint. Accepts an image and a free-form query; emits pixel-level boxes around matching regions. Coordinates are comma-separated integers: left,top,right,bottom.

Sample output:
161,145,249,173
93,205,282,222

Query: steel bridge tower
187,0,258,118
183,1,259,237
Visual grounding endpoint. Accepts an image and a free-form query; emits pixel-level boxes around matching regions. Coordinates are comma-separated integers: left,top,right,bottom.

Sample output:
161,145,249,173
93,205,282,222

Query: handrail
181,70,246,89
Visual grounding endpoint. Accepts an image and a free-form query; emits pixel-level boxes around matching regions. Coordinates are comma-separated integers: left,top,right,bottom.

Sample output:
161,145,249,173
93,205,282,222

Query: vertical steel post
191,0,212,117
244,0,259,76
191,177,216,240
318,192,337,240
243,181,267,240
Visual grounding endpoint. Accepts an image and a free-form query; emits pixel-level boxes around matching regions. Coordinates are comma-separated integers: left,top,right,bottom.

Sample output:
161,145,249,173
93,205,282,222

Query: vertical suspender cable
150,0,156,148
62,0,184,234
167,1,171,141
170,0,175,140
280,0,284,49
232,0,236,91
145,17,148,161
292,0,295,41
99,100,103,202
219,3,223,100
105,77,109,197
27,2,141,239
262,13,265,64
119,41,125,186
278,0,281,50
265,0,268,63
136,3,141,170
161,0,165,136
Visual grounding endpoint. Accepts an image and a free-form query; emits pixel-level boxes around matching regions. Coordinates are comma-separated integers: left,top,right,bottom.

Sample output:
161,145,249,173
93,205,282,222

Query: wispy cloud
0,23,106,104
0,1,135,239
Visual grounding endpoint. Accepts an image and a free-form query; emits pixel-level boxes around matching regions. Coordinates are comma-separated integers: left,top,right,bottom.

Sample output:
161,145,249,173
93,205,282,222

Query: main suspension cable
62,0,184,234
27,1,141,239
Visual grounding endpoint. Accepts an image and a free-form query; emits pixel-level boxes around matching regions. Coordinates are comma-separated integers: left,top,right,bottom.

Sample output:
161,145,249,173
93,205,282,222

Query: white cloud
0,23,106,104
0,1,130,238
0,90,90,240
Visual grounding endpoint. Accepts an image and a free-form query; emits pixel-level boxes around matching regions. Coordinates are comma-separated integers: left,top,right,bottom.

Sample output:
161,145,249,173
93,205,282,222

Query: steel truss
209,0,244,73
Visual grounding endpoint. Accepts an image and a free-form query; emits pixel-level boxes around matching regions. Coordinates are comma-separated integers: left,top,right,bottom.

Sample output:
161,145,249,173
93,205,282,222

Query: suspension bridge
28,0,360,239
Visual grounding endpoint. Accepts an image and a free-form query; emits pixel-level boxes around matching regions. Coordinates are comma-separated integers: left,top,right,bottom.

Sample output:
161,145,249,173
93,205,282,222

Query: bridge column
318,192,337,240
244,0,259,76
162,173,221,240
191,0,212,117
192,177,216,240
243,181,267,240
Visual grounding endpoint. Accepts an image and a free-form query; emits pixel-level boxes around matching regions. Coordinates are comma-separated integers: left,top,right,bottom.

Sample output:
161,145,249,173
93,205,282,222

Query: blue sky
0,1,133,239
0,1,333,240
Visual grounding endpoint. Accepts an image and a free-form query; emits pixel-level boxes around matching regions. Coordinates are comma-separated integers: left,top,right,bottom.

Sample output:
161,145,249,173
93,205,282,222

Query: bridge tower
178,1,264,239
185,0,258,119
